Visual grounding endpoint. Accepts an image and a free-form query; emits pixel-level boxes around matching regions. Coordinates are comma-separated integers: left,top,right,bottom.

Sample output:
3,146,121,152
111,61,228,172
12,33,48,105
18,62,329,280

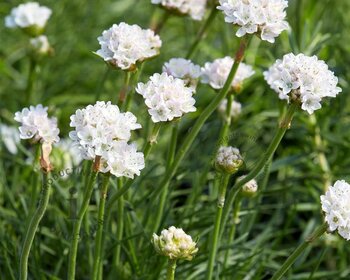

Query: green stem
218,92,234,146
152,123,178,233
270,223,328,280
92,173,111,280
166,259,177,280
114,178,125,272
19,172,51,280
123,63,144,112
117,71,131,107
206,174,230,280
219,103,298,240
67,168,99,280
186,5,218,59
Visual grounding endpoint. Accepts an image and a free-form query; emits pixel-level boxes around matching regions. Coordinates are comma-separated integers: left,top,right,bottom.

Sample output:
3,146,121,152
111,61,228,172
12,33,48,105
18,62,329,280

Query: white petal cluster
136,73,196,123
96,22,162,71
69,101,144,178
0,125,20,155
264,53,342,114
152,226,198,260
201,56,254,90
215,146,243,174
163,58,201,89
151,0,206,21
218,99,242,119
5,2,51,29
30,35,51,55
321,180,350,240
14,104,60,144
218,0,289,43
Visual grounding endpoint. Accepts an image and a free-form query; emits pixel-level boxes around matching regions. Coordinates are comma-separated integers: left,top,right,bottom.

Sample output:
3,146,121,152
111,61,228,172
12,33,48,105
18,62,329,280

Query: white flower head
69,101,141,160
215,146,243,174
5,2,52,34
151,0,207,21
218,0,289,43
30,35,51,55
152,226,198,260
96,22,162,71
201,56,254,91
321,180,350,240
239,175,258,197
0,125,20,154
14,104,60,144
163,58,201,89
264,53,342,114
218,99,242,119
136,73,196,123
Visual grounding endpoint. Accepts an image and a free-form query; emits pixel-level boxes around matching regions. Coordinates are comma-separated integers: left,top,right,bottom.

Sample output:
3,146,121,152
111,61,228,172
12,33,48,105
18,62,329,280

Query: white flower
152,226,198,260
215,146,243,174
55,138,83,167
136,73,196,123
100,141,145,179
69,101,141,160
218,99,242,119
321,180,350,240
96,22,162,71
5,2,51,30
30,35,51,55
14,104,60,144
264,53,342,114
218,0,289,43
0,125,20,154
163,58,201,89
151,0,206,21
201,56,254,90
239,175,258,196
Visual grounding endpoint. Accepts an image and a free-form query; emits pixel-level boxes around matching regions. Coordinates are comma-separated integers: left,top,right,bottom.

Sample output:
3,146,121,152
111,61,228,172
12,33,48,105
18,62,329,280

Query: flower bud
30,35,52,56
215,146,243,174
239,176,258,197
152,226,198,261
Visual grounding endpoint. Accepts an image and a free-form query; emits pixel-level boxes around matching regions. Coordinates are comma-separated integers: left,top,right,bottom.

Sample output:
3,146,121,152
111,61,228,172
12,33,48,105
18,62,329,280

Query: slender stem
26,58,37,105
19,172,51,280
153,10,170,34
166,259,177,280
143,122,163,159
67,168,99,280
114,178,125,272
219,103,298,239
117,71,131,107
156,37,249,209
152,123,178,233
123,63,144,112
186,5,218,59
206,174,230,280
218,92,234,146
270,223,328,280
92,173,111,280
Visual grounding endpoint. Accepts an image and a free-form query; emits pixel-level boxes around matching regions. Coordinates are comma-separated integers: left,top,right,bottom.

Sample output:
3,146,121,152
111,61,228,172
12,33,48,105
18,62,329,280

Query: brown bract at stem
235,38,248,63
93,156,101,172
40,142,53,173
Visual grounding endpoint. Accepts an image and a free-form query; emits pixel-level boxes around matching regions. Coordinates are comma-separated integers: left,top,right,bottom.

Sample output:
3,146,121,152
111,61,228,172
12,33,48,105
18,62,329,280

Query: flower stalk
166,259,177,280
117,71,132,107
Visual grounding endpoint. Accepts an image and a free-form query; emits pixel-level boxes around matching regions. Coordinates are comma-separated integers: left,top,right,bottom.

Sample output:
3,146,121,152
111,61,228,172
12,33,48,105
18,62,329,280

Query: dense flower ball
152,226,198,260
321,180,350,240
69,101,141,160
163,58,201,89
264,53,342,114
218,0,289,43
0,125,20,155
30,35,51,55
215,146,243,174
201,56,254,91
14,104,60,144
136,73,196,122
5,2,51,34
218,99,242,119
239,175,258,197
96,22,162,71
151,0,206,21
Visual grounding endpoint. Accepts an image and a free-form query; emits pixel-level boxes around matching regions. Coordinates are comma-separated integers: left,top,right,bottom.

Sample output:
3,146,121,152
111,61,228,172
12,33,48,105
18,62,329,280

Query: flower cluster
239,176,258,197
69,101,144,178
136,73,196,122
96,22,162,71
264,53,342,114
151,0,206,21
215,146,243,174
152,226,198,260
218,99,242,119
5,2,52,34
201,56,254,91
14,104,60,144
321,180,350,240
163,58,201,89
218,0,289,43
